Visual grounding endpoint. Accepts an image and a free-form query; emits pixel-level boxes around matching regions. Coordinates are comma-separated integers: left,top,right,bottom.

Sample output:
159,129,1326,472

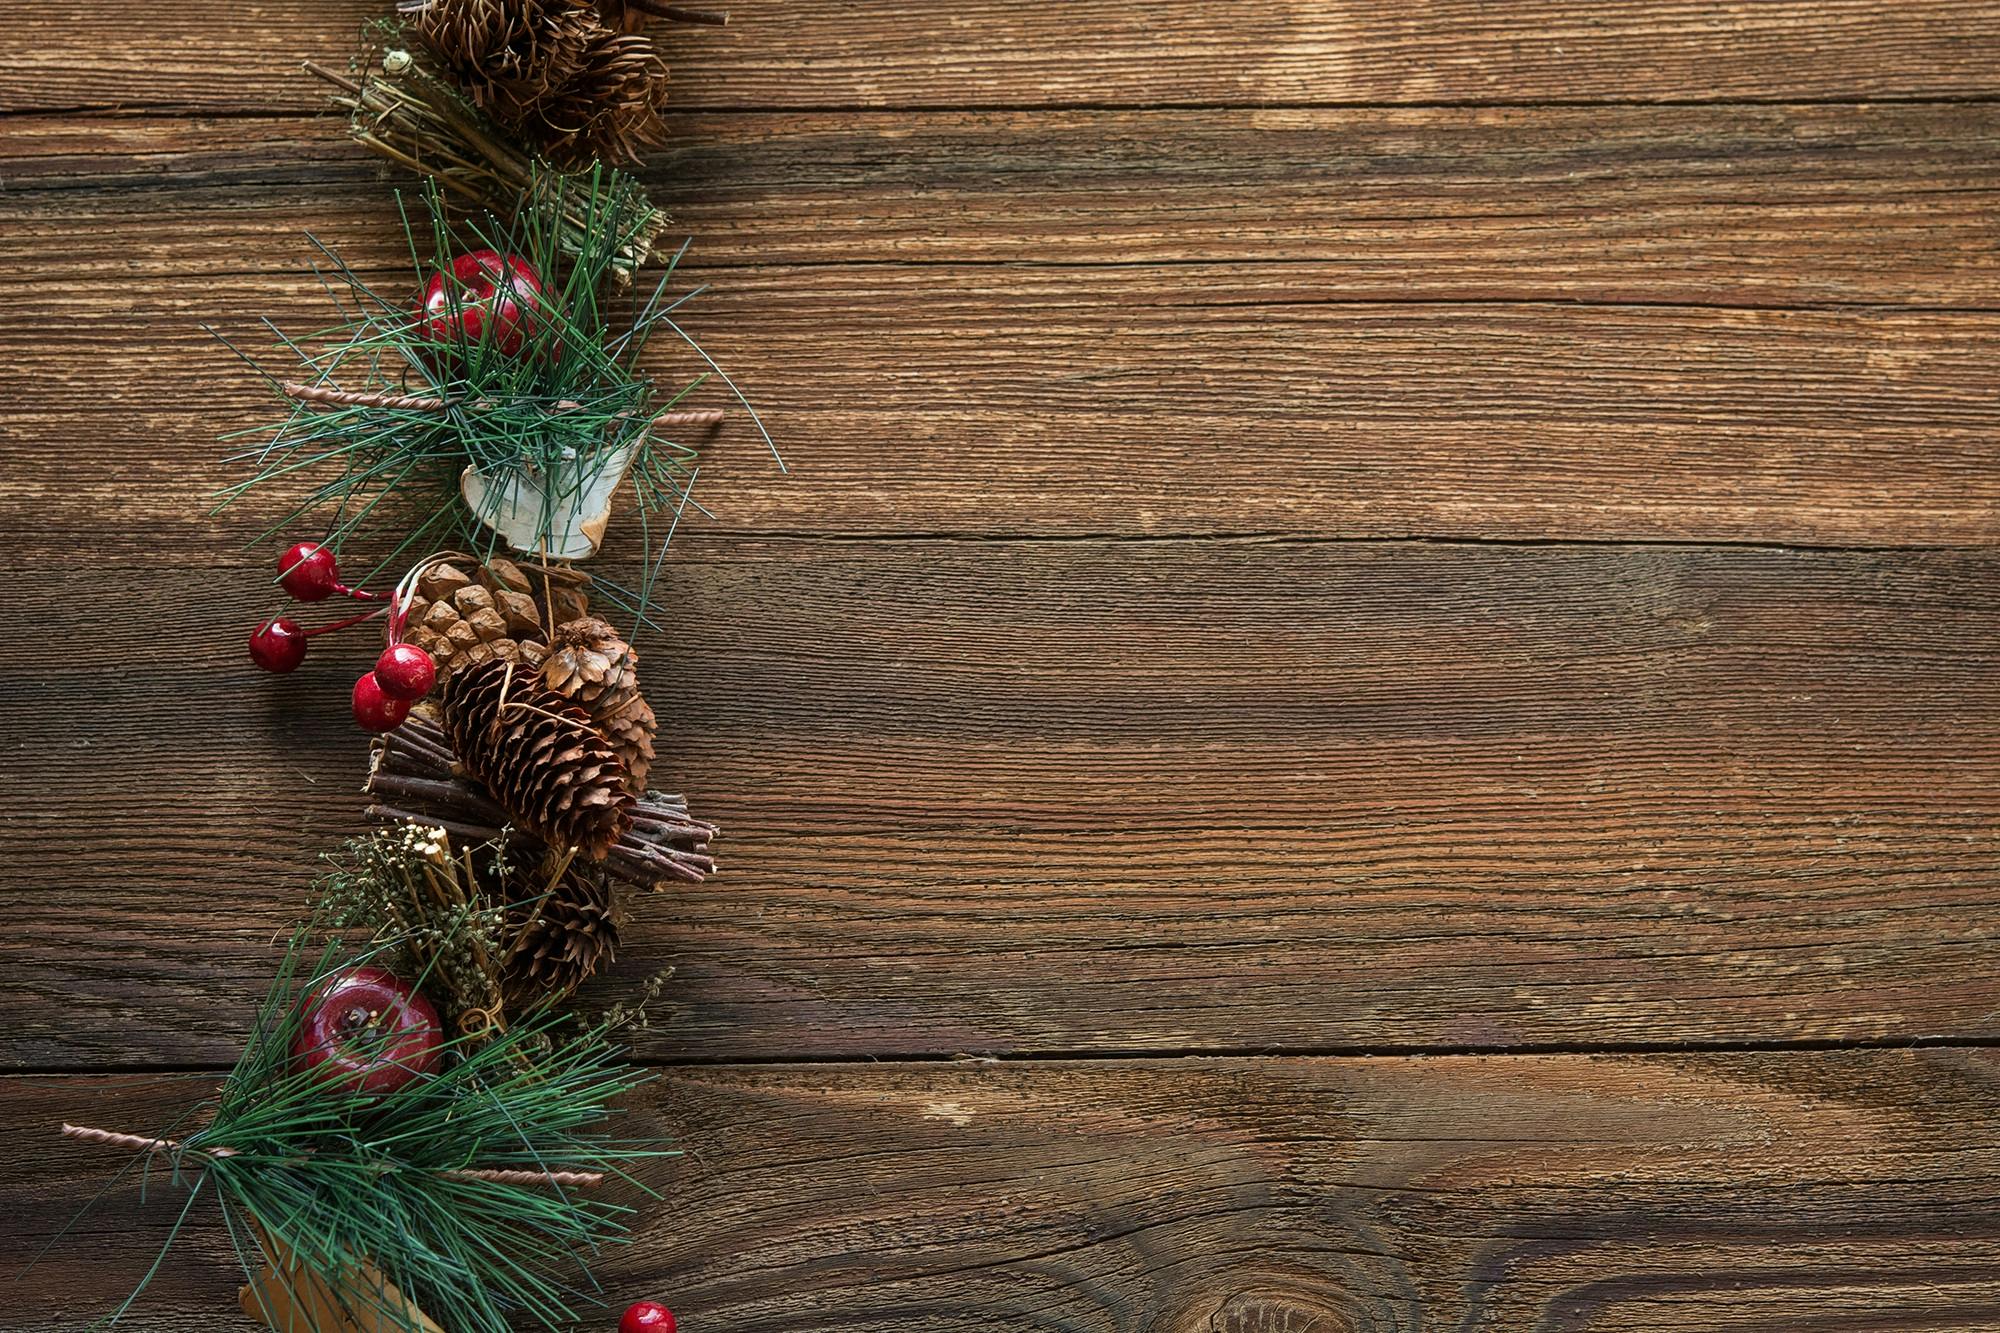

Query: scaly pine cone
598,691,657,794
542,616,654,793
409,0,671,166
403,558,591,685
409,0,595,129
503,860,622,1006
543,617,641,710
440,659,634,859
535,26,671,165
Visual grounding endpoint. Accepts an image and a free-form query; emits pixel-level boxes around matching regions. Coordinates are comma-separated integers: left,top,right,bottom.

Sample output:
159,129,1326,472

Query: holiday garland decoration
62,6,759,1330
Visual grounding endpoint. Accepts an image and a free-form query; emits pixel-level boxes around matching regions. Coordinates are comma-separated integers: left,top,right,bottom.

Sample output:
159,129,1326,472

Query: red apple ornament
620,1303,677,1333
416,249,545,356
291,966,442,1096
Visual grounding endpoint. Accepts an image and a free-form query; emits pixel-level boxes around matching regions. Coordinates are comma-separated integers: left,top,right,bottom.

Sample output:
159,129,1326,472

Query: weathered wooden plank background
2,2,1997,1330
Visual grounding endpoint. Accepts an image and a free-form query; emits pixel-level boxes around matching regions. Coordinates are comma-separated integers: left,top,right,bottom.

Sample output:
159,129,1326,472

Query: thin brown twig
282,381,726,430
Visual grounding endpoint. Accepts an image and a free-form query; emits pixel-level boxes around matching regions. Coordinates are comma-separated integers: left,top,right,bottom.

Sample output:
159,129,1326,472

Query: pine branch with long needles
60,922,671,1332
212,164,779,618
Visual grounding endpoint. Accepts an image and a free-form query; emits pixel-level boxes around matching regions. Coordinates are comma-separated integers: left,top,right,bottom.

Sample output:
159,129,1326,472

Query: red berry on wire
374,643,438,700
620,1303,677,1333
352,672,412,733
279,542,343,602
249,618,309,673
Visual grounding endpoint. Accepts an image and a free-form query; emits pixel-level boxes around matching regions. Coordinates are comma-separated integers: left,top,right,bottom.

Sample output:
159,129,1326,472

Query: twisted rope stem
281,381,725,430
60,1123,604,1188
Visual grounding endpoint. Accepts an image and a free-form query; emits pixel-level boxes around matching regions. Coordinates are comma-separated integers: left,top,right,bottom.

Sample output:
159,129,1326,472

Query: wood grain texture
7,1,2000,1323
9,104,2000,300
13,1049,2000,1330
5,542,1995,1066
5,106,1998,547
11,271,2000,546
5,1,2000,114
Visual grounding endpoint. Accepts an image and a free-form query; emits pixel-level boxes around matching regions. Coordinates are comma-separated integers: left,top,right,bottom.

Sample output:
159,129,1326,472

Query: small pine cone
598,691,656,794
411,0,596,129
440,659,634,859
402,559,587,684
543,617,640,711
536,26,671,166
503,862,622,1005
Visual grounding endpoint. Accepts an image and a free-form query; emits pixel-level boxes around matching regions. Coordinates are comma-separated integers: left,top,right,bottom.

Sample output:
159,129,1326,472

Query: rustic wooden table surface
5,3,2000,1330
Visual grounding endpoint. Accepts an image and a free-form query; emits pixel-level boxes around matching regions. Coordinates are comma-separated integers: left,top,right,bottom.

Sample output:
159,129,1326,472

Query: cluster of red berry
246,248,552,733
248,543,438,733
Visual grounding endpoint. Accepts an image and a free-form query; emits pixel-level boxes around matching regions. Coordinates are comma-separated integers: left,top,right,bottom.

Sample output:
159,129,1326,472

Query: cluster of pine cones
402,557,657,793
382,556,688,1002
406,0,683,166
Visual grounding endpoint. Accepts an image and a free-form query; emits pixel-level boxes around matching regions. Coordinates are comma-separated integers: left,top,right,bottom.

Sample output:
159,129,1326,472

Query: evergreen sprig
83,923,670,1332
212,164,778,611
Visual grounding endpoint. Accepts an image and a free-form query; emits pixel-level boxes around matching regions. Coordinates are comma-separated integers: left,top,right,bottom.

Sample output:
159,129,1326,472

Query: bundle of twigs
307,51,663,276
366,714,718,887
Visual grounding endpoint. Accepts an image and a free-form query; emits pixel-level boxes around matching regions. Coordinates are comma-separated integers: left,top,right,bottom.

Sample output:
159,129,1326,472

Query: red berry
279,542,342,602
290,965,442,1097
352,672,412,733
374,643,437,700
415,250,545,356
620,1303,677,1333
249,618,309,673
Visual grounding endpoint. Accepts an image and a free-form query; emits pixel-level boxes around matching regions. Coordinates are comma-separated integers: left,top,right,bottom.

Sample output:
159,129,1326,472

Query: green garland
77,923,668,1333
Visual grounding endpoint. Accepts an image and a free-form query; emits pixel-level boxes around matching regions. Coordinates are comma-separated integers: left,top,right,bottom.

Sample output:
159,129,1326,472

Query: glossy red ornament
619,1303,677,1333
415,249,546,356
374,643,437,700
290,965,442,1097
351,671,412,733
249,618,309,673
279,542,342,602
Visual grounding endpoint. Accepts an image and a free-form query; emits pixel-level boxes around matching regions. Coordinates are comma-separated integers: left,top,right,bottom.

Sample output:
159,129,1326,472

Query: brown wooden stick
60,1123,604,1188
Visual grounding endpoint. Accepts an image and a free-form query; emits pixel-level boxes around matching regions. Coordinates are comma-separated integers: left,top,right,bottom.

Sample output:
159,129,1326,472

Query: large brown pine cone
503,861,622,1006
410,0,595,128
403,558,590,685
533,26,671,165
597,692,657,794
440,659,634,859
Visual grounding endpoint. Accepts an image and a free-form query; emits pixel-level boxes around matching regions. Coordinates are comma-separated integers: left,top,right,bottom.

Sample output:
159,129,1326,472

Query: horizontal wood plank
6,1,2000,114
3,541,1995,1066
7,105,2000,303
13,1049,2000,1329
5,266,1998,547
6,107,1999,547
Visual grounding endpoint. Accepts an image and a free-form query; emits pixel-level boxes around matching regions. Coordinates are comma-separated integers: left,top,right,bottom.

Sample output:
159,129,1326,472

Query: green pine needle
215,162,776,620
80,922,671,1333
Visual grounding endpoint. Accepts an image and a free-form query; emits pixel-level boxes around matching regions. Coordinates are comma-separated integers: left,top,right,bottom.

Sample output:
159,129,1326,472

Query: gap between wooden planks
10,1050,2000,1330
3,542,1993,1068
4,0,2000,113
